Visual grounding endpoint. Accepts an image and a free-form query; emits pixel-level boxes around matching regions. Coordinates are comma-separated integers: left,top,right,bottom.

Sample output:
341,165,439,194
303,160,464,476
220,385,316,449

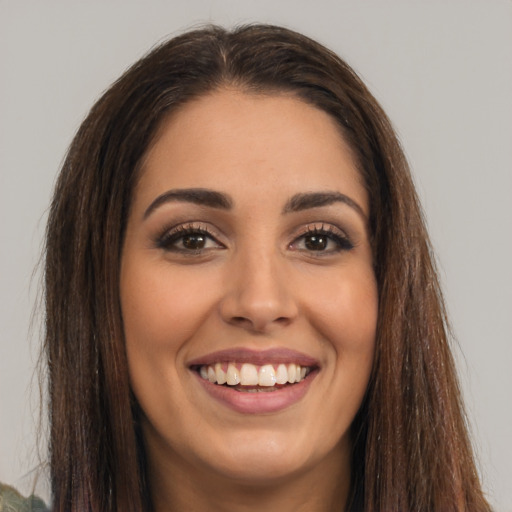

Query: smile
198,362,311,388
189,348,319,413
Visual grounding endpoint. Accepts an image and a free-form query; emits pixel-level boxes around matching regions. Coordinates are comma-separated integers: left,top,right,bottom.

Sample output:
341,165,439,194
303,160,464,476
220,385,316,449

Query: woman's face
120,89,378,486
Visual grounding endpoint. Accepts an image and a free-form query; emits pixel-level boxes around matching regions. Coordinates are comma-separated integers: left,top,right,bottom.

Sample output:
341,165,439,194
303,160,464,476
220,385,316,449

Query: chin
205,451,312,485
192,428,347,485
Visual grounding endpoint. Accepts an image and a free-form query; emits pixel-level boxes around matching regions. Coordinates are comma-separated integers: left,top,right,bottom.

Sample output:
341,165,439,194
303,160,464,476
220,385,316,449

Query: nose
219,249,298,334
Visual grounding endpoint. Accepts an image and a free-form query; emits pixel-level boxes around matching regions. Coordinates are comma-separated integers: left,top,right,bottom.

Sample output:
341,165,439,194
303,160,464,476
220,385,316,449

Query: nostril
228,314,292,333
273,316,292,327
229,316,255,329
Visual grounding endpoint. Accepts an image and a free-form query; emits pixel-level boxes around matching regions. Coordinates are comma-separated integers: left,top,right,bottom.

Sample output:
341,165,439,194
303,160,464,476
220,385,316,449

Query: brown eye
182,233,207,250
290,225,354,255
157,225,224,253
304,234,328,251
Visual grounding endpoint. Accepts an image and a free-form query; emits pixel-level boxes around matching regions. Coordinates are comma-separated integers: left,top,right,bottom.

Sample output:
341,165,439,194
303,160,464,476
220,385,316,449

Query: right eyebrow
282,191,367,221
143,188,233,219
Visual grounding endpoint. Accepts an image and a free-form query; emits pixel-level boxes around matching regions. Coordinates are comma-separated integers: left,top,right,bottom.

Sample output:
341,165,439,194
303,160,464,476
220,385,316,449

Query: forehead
135,89,367,214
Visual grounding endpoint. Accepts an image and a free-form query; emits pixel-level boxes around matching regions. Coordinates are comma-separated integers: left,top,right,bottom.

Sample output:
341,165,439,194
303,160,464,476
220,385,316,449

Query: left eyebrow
282,191,367,220
143,188,233,219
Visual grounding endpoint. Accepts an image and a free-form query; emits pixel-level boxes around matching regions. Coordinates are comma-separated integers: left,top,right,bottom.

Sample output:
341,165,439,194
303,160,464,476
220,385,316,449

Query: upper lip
188,348,319,368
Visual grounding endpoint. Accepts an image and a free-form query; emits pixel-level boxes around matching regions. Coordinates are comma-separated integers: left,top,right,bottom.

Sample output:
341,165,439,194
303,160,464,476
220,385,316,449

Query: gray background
1,1,511,509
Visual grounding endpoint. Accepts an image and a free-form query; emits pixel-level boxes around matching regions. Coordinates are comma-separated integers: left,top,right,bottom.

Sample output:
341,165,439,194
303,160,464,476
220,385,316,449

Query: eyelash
156,223,222,254
290,224,354,254
155,223,354,255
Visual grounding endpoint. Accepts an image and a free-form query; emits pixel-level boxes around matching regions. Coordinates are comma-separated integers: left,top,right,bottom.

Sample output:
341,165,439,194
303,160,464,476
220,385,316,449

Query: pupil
305,234,327,250
183,234,205,250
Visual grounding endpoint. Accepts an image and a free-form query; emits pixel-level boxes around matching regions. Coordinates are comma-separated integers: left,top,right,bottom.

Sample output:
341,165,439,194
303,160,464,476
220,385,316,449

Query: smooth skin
120,89,378,512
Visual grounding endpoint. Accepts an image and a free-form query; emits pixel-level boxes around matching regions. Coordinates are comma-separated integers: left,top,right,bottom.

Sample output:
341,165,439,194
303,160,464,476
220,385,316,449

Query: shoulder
0,483,49,512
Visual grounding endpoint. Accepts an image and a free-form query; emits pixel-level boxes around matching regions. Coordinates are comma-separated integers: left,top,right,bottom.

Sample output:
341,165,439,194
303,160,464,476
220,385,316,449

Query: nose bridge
219,237,297,332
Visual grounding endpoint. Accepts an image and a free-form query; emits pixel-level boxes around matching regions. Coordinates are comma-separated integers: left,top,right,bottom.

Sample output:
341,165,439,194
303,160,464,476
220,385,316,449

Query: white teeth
199,362,311,387
207,366,216,383
226,364,240,385
215,363,226,385
240,363,259,385
287,364,296,383
258,365,277,386
276,364,288,385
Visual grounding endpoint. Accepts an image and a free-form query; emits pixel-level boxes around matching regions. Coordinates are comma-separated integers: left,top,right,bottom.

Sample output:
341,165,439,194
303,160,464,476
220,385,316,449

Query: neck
147,440,351,512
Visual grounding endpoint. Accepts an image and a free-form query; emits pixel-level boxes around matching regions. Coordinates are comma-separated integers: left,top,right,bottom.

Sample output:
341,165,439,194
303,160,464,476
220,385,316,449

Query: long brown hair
44,24,491,511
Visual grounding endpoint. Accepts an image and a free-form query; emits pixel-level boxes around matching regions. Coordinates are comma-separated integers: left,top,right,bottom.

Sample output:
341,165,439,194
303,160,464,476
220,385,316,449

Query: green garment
0,483,49,512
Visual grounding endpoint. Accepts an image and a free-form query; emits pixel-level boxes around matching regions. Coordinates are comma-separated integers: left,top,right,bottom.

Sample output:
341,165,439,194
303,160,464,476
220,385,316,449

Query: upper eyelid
303,224,344,234
155,225,225,255
290,222,350,239
289,222,356,251
153,219,356,246
158,221,219,238
156,222,223,245
158,221,349,237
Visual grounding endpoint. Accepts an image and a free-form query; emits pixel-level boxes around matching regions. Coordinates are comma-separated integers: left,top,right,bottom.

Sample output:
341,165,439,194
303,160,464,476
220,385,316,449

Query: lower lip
193,370,318,414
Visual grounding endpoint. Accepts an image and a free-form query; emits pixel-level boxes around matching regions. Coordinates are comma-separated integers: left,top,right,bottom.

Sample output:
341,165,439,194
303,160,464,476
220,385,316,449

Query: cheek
306,265,378,355
121,261,218,352
304,264,378,416
120,259,224,428
120,260,219,414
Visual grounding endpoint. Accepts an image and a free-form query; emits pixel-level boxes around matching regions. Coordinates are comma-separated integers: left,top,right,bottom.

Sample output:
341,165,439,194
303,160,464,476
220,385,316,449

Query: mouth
188,348,319,413
194,362,313,391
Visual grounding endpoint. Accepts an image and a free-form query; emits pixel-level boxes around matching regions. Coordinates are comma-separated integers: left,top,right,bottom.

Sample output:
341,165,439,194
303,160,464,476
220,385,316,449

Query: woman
12,24,491,511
